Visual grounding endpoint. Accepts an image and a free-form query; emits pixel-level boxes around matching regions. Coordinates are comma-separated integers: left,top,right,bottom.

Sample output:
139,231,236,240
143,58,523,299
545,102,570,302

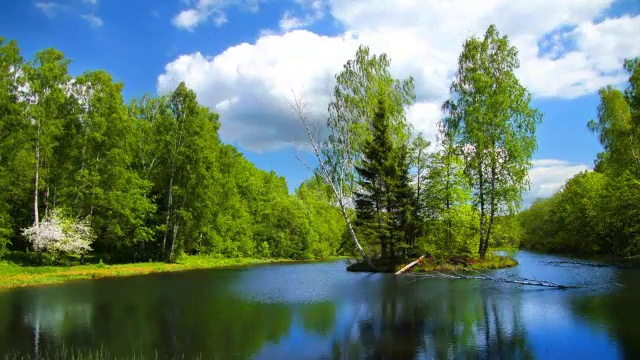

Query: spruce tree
354,99,415,262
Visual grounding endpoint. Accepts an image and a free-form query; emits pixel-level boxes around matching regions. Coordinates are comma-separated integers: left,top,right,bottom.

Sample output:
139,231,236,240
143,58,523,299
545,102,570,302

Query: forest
518,57,640,257
0,36,345,264
1,22,637,272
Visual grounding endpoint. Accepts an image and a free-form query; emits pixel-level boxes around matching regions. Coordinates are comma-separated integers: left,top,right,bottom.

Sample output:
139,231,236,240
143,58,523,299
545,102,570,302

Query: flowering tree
22,210,94,258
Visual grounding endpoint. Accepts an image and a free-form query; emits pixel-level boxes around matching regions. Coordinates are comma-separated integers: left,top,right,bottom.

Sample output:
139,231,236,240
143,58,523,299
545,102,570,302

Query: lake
0,251,639,359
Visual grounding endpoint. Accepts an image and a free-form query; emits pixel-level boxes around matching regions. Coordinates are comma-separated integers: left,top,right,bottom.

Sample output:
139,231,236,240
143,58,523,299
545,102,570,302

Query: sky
1,0,639,206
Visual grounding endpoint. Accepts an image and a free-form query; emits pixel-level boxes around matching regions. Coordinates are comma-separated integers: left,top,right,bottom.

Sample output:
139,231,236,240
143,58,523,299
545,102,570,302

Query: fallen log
545,260,618,268
395,255,425,275
405,268,577,289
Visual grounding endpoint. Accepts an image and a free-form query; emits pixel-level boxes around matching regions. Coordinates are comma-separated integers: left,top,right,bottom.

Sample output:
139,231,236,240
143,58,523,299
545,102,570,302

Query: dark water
1,251,639,359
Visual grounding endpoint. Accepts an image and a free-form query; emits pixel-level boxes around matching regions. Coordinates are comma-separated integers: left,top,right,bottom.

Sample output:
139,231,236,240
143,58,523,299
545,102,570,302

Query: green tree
407,134,431,246
0,37,26,253
327,45,415,193
295,175,344,258
154,82,221,261
23,48,74,227
588,58,640,177
418,120,473,257
294,45,416,264
443,24,541,258
519,58,640,258
354,100,415,261
67,71,155,259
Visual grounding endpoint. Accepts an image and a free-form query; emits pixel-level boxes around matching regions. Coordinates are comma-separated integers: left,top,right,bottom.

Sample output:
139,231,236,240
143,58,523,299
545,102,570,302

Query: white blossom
22,210,94,256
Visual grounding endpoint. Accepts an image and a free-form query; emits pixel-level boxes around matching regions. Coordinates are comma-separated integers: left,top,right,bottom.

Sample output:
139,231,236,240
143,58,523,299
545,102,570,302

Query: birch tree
292,96,369,262
442,25,541,259
156,82,220,261
24,49,72,226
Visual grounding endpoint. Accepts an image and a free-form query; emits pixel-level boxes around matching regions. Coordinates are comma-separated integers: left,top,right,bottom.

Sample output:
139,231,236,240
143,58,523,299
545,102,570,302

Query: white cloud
172,0,261,30
172,9,206,31
569,15,640,73
158,30,355,152
278,0,325,31
35,2,66,18
213,11,228,27
525,159,590,204
81,14,103,27
159,0,640,152
37,1,102,27
279,12,305,31
406,102,441,144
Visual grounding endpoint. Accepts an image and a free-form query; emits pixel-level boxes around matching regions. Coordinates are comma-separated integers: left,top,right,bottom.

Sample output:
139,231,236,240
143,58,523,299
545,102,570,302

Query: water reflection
0,253,635,359
572,269,640,360
327,278,533,359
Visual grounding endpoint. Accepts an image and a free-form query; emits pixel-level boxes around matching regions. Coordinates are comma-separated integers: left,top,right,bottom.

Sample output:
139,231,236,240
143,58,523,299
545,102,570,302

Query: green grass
3,346,213,360
416,254,518,272
0,255,339,290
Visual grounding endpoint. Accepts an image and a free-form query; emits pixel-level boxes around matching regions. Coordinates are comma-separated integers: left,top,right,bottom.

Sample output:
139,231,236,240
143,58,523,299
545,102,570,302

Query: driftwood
405,268,577,289
545,260,618,268
395,255,425,275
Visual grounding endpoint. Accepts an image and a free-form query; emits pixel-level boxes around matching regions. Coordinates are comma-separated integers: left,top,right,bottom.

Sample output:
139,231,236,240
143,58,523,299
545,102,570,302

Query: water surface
0,251,638,359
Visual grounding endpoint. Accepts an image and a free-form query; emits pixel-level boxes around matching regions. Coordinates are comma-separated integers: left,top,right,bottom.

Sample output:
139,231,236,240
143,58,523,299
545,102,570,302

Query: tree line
2,24,544,266
0,37,344,263
519,58,640,257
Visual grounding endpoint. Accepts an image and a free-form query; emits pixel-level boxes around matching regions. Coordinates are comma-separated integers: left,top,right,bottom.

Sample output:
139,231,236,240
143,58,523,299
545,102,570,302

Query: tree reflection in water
332,277,534,359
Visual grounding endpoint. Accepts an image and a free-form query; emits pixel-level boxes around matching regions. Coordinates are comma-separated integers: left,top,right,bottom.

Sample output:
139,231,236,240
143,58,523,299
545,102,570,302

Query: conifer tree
354,99,415,261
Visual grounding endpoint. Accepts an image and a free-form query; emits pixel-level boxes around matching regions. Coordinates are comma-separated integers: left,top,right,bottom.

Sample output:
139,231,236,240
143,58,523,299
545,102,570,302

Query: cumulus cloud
172,0,259,30
159,0,640,152
524,159,590,205
158,31,354,151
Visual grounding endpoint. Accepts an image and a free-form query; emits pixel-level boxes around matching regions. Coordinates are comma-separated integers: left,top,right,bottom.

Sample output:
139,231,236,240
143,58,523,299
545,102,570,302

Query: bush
22,210,95,259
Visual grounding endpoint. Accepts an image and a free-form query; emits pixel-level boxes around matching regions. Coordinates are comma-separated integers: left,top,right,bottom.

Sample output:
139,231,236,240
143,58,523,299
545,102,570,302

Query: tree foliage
1,27,539,266
0,38,345,263
442,24,541,258
354,99,415,261
520,57,640,257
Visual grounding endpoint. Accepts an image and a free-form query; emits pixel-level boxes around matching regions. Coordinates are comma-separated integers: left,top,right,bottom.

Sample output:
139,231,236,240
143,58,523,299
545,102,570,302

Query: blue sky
2,0,639,203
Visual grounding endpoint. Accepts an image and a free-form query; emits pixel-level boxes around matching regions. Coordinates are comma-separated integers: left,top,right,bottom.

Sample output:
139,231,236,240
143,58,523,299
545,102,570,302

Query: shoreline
0,256,347,291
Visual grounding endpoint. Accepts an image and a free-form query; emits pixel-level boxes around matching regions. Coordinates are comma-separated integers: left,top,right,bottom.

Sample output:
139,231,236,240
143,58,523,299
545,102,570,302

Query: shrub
22,210,95,259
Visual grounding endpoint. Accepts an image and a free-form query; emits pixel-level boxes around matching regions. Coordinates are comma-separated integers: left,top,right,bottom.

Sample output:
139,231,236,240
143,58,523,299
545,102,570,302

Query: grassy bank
0,255,340,290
